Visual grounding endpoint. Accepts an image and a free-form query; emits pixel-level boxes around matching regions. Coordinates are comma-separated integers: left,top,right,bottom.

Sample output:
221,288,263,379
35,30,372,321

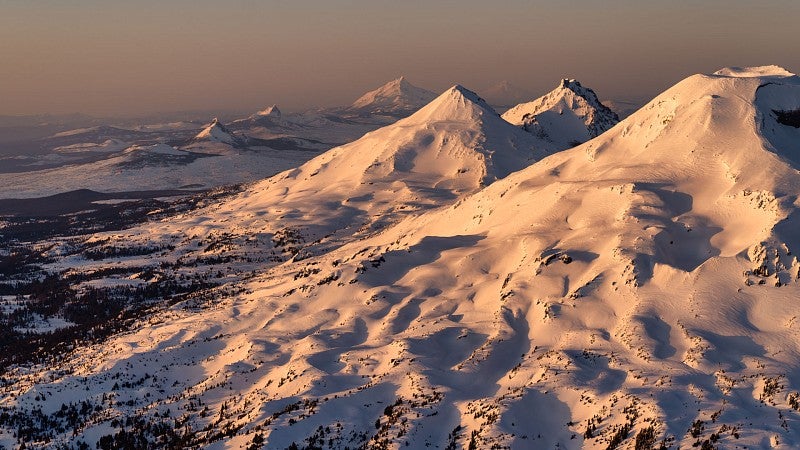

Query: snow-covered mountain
5,66,800,450
190,117,246,148
98,84,553,274
256,105,281,119
348,76,437,117
228,105,286,131
503,79,620,149
223,84,548,236
233,65,798,449
0,138,322,198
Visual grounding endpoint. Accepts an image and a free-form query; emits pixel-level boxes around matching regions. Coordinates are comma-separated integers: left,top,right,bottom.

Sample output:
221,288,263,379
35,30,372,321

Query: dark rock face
775,109,800,128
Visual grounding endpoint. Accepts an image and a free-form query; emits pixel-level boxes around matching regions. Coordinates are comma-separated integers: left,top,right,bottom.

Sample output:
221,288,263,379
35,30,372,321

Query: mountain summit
191,118,244,147
502,78,619,148
401,84,497,126
348,76,437,116
254,104,281,118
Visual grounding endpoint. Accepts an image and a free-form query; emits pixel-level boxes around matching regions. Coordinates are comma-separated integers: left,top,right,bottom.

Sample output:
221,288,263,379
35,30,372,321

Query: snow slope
503,79,620,149
5,67,800,450
52,139,129,154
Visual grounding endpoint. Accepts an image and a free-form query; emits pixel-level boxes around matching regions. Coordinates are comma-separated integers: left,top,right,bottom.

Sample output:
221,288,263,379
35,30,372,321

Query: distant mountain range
0,77,618,198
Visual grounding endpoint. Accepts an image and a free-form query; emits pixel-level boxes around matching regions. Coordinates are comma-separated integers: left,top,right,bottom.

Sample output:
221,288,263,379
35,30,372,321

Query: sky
1,0,799,116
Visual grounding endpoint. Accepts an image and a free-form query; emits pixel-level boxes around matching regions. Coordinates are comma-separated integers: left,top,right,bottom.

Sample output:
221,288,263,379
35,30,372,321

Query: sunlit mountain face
4,67,800,450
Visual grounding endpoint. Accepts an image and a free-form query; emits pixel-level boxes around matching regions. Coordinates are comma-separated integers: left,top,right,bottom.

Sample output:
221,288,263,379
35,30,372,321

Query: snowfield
3,67,800,449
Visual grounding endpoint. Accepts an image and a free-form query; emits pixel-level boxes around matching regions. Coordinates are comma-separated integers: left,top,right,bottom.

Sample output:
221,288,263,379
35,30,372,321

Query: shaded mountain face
6,67,800,450
502,79,620,148
255,105,281,118
348,76,438,116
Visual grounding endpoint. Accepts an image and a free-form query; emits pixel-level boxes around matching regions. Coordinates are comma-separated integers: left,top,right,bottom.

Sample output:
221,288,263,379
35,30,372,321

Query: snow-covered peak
386,76,407,89
400,84,499,126
298,82,547,187
226,105,288,131
443,84,488,105
713,65,795,78
502,78,619,148
255,105,281,118
349,76,437,115
192,118,243,146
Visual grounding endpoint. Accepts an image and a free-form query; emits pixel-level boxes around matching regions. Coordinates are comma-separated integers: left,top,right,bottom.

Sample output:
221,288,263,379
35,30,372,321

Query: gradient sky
1,0,799,116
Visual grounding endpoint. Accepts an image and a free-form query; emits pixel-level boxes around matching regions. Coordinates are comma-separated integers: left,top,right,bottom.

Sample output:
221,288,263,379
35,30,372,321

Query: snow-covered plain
3,67,800,449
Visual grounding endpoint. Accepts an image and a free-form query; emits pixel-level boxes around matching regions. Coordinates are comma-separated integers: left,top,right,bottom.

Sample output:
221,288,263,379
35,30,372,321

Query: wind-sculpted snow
5,68,800,450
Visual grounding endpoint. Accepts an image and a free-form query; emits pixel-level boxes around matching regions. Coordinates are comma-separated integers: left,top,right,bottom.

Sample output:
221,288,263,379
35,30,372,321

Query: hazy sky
1,0,798,116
